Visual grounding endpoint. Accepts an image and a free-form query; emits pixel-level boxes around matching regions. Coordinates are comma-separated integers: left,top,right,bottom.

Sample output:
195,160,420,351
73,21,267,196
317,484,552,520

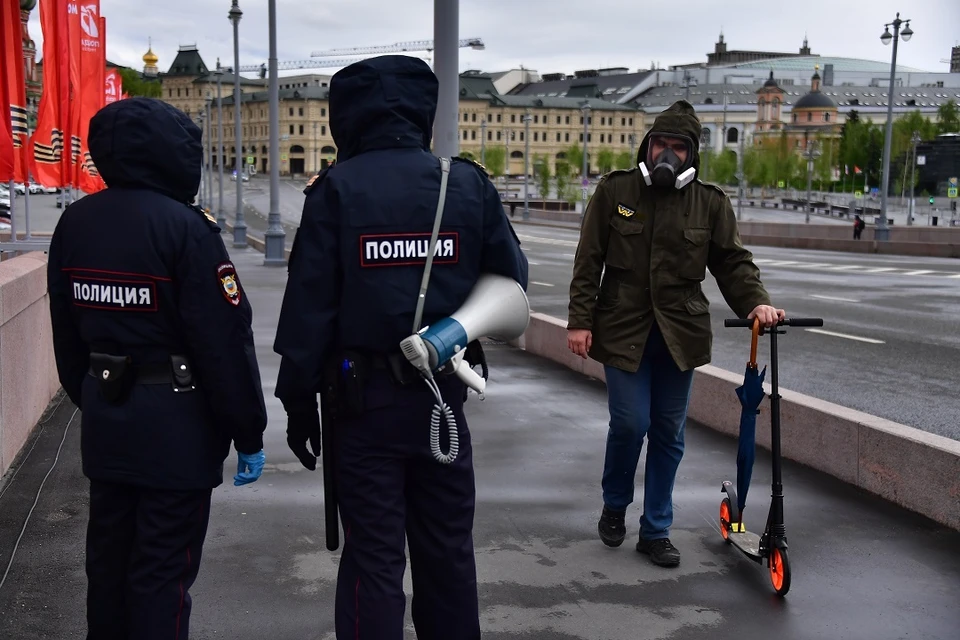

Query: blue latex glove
234,450,265,486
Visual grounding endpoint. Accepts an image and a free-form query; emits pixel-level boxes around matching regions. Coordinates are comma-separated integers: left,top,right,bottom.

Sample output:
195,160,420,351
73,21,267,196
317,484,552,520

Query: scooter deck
728,530,762,557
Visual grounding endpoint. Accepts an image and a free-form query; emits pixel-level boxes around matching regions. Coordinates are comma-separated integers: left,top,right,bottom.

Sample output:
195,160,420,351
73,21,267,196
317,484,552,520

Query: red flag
74,1,105,194
2,0,29,183
105,69,122,105
28,0,70,188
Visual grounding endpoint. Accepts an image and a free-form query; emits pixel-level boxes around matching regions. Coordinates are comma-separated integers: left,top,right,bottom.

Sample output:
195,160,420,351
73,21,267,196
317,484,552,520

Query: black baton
319,390,339,551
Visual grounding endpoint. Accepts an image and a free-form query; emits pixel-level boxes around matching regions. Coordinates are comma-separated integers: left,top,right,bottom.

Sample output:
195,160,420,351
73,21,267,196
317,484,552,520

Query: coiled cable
424,376,459,464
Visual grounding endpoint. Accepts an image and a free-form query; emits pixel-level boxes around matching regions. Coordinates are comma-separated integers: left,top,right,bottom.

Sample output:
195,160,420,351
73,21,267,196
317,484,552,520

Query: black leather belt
87,355,195,391
369,352,424,386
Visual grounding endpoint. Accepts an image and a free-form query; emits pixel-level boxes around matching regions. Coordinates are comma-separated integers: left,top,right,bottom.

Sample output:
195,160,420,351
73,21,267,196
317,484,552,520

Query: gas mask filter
639,134,697,190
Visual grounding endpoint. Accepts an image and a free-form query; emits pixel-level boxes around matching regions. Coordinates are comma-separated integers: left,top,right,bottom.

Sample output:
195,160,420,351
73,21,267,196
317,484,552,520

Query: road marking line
950,274,960,279
903,270,935,276
527,261,540,266
517,234,579,247
563,253,576,259
805,328,885,344
796,262,832,268
531,281,555,287
810,294,860,303
829,265,867,271
766,260,800,266
863,267,897,273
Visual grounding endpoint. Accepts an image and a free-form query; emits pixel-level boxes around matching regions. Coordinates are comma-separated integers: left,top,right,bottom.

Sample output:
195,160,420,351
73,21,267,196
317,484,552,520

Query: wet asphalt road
513,225,960,440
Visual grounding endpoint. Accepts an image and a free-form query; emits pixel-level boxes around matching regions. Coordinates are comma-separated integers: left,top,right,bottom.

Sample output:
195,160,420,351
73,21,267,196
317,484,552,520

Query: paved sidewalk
0,245,958,639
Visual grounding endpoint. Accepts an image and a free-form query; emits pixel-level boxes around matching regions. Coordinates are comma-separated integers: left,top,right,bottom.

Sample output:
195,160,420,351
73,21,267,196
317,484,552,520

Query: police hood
637,100,702,175
89,97,202,203
329,55,438,162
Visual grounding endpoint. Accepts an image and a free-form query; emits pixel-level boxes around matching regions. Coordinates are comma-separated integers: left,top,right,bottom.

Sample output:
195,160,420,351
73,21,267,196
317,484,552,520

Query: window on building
588,133,592,142
299,107,304,116
622,117,626,126
321,108,327,117
299,125,304,135
565,115,570,125
824,112,831,122
629,118,633,126
289,108,294,116
520,132,524,141
580,133,583,142
463,113,469,122
488,131,492,141
557,132,561,142
807,112,812,122
496,131,501,141
463,130,468,140
600,134,605,143
533,115,538,124
168,89,172,98
177,88,181,97
472,113,477,122
511,114,516,123
289,125,294,135
601,117,606,126
557,116,561,124
580,116,583,125
565,132,570,142
322,125,327,135
471,130,476,140
496,114,502,123
621,134,625,143
727,128,738,144
186,89,190,97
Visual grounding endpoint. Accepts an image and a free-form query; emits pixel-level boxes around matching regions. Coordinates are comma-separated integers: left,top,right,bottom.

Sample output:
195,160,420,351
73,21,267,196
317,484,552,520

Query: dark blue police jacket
47,97,267,490
273,55,529,412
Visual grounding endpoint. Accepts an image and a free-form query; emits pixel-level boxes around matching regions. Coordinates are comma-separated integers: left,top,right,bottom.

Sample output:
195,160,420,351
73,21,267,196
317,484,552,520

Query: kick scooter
719,316,823,597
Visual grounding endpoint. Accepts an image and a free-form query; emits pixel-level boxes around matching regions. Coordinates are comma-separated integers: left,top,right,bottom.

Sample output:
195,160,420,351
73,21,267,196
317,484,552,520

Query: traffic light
929,196,935,205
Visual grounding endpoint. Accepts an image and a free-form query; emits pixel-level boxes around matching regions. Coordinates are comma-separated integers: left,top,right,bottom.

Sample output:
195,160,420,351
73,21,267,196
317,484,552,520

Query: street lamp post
313,122,318,173
804,140,822,223
215,61,226,228
700,129,710,182
205,98,213,212
908,130,920,226
736,130,745,221
581,103,591,214
263,0,286,264
480,119,486,165
878,12,913,241
229,0,247,248
523,110,531,221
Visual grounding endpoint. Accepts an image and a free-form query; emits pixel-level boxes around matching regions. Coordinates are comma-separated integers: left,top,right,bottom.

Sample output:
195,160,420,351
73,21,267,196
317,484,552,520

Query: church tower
143,38,160,77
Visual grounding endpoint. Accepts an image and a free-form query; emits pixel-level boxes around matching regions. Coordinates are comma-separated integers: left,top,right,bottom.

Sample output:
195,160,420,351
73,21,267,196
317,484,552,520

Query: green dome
20,0,37,11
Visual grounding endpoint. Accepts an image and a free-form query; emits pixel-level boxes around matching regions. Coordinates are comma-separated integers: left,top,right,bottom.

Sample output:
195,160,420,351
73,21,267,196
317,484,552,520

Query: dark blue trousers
85,480,212,640
334,372,480,640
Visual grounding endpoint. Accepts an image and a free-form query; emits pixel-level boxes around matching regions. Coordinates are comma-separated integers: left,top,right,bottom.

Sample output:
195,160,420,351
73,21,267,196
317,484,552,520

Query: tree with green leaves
482,146,506,179
936,99,959,135
564,144,584,176
596,149,614,174
533,154,551,199
614,150,633,171
117,68,161,98
554,159,572,201
709,149,738,185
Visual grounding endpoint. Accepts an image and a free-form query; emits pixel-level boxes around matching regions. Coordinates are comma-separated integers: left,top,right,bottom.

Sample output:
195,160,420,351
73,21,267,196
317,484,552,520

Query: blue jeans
601,323,694,541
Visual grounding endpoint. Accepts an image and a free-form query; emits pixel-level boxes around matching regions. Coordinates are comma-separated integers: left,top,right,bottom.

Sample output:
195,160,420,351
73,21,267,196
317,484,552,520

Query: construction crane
232,57,375,78
310,38,484,58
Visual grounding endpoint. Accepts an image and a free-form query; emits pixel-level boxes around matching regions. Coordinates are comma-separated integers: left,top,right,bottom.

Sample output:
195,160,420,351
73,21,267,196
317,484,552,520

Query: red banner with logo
28,0,70,188
74,1,105,193
2,0,28,183
105,70,122,105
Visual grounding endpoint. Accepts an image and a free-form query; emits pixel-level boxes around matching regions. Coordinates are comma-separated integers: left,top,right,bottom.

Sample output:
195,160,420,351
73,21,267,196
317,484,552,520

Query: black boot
636,537,680,567
597,506,626,547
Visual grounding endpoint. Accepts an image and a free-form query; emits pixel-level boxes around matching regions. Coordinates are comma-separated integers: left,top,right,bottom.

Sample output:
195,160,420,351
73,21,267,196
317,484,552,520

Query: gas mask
639,133,697,190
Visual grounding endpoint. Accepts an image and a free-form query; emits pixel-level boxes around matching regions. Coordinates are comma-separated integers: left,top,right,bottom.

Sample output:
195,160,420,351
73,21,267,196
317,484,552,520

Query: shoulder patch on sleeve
453,156,490,177
303,167,331,195
216,261,242,306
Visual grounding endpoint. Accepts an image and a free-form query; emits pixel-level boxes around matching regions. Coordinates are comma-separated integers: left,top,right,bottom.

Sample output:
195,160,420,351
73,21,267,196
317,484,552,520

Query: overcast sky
27,0,960,79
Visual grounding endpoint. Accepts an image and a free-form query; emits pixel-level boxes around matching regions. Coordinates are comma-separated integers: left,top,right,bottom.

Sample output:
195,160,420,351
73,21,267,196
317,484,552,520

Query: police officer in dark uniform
46,97,268,640
273,55,528,639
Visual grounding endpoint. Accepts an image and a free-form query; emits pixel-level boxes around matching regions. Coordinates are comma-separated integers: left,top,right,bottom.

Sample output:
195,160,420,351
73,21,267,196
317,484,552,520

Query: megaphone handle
455,359,486,396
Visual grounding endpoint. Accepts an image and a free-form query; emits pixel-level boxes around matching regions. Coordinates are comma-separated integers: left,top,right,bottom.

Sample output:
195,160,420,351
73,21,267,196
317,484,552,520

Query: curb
509,312,960,531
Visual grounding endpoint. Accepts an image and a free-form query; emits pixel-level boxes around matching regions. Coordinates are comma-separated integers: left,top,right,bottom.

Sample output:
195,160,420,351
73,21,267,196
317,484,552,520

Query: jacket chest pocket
678,227,710,280
606,216,645,270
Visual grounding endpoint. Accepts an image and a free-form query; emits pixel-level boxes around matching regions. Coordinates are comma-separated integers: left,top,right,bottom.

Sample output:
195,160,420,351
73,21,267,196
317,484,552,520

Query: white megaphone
400,273,530,397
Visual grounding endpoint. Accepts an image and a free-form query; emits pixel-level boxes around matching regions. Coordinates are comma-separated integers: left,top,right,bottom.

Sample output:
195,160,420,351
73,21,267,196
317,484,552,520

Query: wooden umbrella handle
749,316,760,368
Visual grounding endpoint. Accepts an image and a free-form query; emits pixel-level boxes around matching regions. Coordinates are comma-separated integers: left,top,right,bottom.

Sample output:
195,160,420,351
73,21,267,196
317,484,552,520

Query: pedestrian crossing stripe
751,258,960,278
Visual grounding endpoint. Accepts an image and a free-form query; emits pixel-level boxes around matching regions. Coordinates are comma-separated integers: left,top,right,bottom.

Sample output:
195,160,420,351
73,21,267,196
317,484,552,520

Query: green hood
637,100,702,175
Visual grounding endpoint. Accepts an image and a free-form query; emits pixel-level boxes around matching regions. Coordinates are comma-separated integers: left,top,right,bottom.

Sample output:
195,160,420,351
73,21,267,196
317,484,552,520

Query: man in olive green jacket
567,100,784,567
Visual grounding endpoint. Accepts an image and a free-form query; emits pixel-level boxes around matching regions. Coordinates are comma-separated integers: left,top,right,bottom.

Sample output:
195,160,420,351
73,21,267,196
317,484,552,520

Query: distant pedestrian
853,215,865,240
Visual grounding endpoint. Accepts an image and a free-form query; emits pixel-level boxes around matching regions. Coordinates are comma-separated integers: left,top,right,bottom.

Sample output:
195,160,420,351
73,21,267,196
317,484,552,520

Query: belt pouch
89,352,134,405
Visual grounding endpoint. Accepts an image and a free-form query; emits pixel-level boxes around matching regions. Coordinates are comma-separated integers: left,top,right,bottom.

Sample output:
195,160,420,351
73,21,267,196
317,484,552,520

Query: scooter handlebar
724,318,824,328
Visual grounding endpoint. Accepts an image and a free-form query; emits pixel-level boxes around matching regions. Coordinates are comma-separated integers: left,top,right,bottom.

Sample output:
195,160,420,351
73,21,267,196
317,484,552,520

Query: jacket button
630,345,636,350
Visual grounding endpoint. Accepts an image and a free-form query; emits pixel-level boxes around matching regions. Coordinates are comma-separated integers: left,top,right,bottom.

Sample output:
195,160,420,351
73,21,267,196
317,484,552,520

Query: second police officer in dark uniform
46,97,268,640
273,55,528,639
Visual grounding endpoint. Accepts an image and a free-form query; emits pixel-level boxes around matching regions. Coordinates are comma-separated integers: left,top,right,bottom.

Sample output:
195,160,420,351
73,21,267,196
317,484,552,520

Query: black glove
286,408,321,470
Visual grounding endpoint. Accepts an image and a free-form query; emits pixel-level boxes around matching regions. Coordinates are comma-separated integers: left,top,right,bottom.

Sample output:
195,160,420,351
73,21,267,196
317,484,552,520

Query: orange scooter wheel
769,547,791,596
719,498,732,542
